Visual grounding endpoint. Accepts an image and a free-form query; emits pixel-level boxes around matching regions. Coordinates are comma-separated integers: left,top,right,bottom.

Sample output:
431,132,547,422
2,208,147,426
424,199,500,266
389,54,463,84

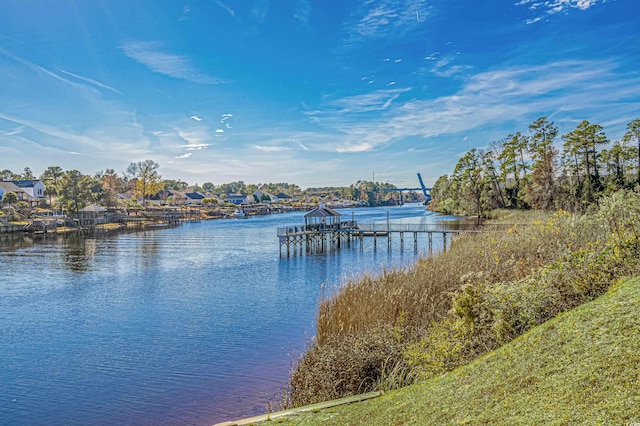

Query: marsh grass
287,188,640,408
283,276,640,425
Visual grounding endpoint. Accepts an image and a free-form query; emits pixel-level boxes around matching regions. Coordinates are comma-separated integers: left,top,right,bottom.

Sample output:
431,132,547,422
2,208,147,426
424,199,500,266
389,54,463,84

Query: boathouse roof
304,205,341,218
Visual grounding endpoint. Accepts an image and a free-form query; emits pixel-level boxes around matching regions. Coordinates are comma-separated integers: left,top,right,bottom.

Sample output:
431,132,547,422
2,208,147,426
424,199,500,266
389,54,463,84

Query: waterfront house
11,180,46,201
0,180,46,206
253,188,274,204
274,192,293,203
185,192,206,206
225,194,248,205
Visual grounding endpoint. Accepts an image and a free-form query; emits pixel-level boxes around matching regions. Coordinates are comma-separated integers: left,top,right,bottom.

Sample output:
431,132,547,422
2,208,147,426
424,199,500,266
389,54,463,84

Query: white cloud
307,60,640,154
516,0,606,23
252,144,288,152
176,142,211,152
343,0,431,46
190,115,203,122
313,88,409,115
175,152,193,159
336,143,373,153
216,1,239,21
220,113,234,128
121,40,224,84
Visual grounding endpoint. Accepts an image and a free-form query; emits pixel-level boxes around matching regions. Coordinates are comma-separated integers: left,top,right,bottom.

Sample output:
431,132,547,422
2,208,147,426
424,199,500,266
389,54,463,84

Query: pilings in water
278,224,472,257
279,228,355,257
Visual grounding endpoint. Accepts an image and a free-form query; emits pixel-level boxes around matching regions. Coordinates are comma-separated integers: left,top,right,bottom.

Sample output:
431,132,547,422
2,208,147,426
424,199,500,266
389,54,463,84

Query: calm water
0,204,452,425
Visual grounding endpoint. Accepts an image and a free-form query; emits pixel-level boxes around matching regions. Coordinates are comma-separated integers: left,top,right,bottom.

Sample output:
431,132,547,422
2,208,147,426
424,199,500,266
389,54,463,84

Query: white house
0,180,46,206
11,180,46,200
225,194,249,205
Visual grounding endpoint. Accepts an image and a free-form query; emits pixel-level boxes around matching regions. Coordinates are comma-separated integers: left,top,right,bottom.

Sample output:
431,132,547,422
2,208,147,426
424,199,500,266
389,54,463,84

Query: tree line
1,160,407,213
430,117,640,218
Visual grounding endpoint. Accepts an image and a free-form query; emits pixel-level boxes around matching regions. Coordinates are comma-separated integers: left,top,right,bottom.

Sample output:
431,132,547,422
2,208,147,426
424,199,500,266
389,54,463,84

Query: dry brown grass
287,188,640,408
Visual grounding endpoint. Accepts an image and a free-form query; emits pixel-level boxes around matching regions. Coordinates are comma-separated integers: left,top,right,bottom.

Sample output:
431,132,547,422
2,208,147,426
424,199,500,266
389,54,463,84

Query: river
0,204,453,425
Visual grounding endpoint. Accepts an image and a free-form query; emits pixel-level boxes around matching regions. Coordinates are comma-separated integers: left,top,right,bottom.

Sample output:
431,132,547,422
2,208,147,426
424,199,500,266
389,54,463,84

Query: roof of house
276,192,292,199
10,180,42,188
304,205,342,218
186,192,205,200
0,181,23,193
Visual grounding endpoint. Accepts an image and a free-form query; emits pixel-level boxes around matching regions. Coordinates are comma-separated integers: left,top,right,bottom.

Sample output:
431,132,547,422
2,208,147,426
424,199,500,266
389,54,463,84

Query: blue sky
0,0,638,188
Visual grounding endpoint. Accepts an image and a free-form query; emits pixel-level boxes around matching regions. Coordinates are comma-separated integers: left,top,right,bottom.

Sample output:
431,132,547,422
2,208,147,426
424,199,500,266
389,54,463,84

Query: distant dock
277,206,479,257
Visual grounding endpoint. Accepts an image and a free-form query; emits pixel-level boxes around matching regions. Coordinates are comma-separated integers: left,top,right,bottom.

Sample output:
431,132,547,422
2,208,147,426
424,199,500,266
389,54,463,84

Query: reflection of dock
278,206,480,257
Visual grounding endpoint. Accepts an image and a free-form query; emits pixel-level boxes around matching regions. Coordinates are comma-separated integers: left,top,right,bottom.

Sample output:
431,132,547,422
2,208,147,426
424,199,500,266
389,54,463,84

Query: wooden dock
278,222,479,257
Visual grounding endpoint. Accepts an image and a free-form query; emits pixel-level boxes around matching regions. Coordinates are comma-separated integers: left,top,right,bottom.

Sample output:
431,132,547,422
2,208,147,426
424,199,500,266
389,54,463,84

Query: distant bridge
383,173,432,204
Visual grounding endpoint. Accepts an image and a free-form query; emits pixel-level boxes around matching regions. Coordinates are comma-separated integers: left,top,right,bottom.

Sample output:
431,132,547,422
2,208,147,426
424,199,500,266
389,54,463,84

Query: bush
288,188,640,407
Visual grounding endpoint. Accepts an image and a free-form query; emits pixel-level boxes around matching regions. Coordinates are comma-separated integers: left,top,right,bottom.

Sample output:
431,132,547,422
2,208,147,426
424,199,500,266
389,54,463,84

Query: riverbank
280,188,640,413
262,274,640,424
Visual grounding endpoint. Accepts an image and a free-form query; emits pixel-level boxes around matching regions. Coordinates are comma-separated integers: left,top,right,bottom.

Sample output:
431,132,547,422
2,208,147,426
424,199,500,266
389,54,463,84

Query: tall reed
288,188,640,408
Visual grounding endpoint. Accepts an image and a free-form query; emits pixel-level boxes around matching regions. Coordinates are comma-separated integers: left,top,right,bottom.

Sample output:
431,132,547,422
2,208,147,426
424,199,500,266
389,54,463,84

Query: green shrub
288,188,640,407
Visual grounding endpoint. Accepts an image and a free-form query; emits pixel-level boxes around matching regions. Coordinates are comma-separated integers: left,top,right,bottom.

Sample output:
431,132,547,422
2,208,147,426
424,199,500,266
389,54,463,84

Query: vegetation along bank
280,116,640,420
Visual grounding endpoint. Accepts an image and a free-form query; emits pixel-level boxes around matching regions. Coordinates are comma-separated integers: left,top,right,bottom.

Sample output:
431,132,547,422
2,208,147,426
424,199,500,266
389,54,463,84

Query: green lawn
270,276,640,425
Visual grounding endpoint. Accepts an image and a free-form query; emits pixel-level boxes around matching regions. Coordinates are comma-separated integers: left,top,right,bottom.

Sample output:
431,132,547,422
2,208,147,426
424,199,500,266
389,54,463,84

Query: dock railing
355,223,480,233
278,221,481,237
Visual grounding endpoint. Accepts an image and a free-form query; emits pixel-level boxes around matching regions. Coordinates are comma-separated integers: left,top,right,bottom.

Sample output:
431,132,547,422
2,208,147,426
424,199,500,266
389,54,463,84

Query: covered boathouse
278,204,358,256
303,204,342,232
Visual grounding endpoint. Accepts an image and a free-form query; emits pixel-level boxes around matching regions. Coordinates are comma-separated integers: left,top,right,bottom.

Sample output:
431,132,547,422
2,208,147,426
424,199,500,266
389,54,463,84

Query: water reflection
61,234,97,272
0,205,458,425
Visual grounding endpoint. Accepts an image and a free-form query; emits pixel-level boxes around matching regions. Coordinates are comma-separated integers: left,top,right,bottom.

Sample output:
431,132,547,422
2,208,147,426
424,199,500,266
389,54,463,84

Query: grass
266,276,640,425
285,188,640,408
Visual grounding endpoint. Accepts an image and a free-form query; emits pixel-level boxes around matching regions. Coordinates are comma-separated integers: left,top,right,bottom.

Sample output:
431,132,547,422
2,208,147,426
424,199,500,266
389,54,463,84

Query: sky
0,0,638,188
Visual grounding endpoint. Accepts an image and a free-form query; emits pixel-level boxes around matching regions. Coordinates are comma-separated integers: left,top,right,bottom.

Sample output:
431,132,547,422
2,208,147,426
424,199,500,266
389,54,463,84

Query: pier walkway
277,221,480,257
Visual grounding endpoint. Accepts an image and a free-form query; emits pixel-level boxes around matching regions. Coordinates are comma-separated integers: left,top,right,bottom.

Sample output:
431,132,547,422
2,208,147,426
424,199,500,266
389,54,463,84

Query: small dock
278,206,479,257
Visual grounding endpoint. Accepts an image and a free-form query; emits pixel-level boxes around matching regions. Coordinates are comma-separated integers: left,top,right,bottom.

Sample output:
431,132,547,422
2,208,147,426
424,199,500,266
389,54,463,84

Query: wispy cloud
307,60,640,153
120,40,224,84
252,144,288,152
294,0,312,26
58,69,122,95
344,0,430,46
216,1,240,21
0,112,102,150
190,115,203,122
336,142,373,153
0,47,94,93
517,0,606,23
251,0,270,25
313,88,410,115
220,113,234,128
175,152,193,159
178,143,211,150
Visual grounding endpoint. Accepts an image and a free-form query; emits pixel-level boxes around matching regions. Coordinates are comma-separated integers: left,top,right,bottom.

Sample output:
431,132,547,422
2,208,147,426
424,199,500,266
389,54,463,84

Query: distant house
274,192,292,203
11,180,46,200
225,194,248,205
252,188,275,204
185,192,206,205
0,180,46,206
146,189,184,206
